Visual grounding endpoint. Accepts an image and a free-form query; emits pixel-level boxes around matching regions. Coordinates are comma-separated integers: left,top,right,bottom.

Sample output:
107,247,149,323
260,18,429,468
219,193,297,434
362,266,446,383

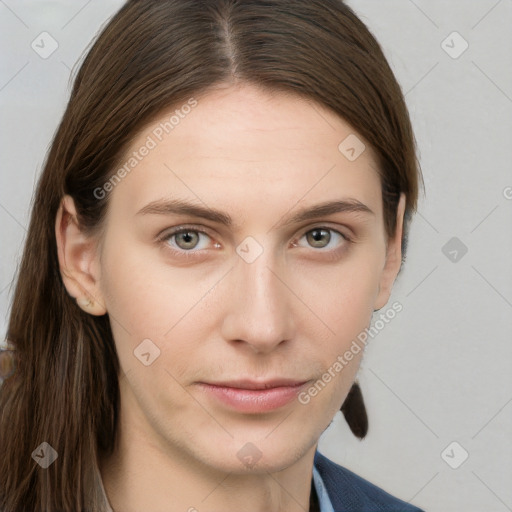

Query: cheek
99,232,183,332
294,251,381,410
297,251,382,343
328,272,377,337
98,234,219,374
98,234,171,361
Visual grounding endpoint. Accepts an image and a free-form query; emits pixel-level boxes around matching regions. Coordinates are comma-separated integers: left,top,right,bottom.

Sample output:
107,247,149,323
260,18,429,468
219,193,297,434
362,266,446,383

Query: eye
160,227,215,252
295,227,350,250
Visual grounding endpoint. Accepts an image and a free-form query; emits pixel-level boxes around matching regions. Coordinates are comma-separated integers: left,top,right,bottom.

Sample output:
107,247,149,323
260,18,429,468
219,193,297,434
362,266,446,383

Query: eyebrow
136,197,374,229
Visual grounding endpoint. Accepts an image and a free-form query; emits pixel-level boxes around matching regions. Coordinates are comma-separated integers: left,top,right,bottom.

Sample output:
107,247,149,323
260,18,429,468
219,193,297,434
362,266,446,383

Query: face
59,83,404,474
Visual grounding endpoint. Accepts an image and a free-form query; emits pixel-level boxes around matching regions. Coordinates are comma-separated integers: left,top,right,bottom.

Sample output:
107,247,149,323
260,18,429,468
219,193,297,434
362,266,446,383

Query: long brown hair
0,1,422,510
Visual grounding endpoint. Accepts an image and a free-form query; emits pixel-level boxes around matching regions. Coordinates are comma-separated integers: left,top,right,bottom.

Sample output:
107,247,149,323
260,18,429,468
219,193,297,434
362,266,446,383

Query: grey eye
305,228,332,248
174,230,201,250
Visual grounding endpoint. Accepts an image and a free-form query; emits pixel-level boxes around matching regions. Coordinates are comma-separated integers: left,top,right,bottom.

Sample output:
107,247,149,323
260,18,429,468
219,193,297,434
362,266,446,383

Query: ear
373,193,406,311
55,195,107,316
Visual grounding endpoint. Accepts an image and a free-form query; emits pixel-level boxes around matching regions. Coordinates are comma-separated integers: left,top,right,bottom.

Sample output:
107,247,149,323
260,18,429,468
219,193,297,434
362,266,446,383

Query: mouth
196,378,310,413
201,378,309,390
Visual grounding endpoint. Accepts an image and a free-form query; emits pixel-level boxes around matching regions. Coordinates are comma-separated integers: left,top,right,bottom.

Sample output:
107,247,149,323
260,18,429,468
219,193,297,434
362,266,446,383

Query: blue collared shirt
313,464,335,512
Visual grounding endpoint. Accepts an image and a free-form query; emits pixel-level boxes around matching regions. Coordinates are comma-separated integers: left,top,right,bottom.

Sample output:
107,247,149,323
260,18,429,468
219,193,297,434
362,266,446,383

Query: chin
190,432,316,475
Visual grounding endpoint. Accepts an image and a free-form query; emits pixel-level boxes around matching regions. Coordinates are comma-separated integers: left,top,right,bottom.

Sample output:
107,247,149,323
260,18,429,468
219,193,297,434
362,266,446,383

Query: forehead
108,84,383,221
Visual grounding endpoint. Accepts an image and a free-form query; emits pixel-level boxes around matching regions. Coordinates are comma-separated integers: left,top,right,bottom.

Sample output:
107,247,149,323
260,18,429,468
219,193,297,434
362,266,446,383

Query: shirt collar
312,464,336,512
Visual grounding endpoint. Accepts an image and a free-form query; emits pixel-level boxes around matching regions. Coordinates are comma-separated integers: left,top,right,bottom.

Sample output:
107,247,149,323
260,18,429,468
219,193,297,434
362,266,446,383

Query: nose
220,244,296,354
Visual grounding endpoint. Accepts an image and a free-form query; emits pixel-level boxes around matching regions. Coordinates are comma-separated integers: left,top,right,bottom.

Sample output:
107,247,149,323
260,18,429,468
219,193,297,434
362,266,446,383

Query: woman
0,0,425,511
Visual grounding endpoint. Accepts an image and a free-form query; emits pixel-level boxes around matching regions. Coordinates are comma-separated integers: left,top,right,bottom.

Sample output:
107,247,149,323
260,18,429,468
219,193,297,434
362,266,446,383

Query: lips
196,378,310,413
202,378,308,390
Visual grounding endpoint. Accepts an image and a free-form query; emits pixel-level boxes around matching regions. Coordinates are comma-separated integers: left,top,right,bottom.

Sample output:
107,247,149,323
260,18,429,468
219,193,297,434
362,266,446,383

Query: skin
56,83,405,512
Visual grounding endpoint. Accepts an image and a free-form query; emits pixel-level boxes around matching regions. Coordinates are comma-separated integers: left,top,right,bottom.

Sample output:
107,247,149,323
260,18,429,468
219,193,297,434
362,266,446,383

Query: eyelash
157,224,353,261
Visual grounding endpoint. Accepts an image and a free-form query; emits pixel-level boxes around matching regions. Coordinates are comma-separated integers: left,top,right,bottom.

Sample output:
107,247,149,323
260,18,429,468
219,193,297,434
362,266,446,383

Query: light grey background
1,1,511,511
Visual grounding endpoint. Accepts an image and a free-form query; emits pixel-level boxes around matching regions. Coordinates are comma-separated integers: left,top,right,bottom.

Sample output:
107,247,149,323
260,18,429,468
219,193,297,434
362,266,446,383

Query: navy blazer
314,451,425,511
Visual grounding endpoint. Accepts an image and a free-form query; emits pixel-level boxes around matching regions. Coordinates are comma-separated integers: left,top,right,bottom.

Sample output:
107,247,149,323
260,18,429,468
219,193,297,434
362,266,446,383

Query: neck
99,396,317,512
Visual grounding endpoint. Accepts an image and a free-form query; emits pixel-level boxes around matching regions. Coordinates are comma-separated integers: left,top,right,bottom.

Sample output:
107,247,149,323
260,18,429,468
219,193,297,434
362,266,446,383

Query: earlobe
373,193,406,311
55,195,107,316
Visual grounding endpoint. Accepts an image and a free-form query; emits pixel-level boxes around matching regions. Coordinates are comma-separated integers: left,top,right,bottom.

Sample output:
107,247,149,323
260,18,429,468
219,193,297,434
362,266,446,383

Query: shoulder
313,450,425,512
